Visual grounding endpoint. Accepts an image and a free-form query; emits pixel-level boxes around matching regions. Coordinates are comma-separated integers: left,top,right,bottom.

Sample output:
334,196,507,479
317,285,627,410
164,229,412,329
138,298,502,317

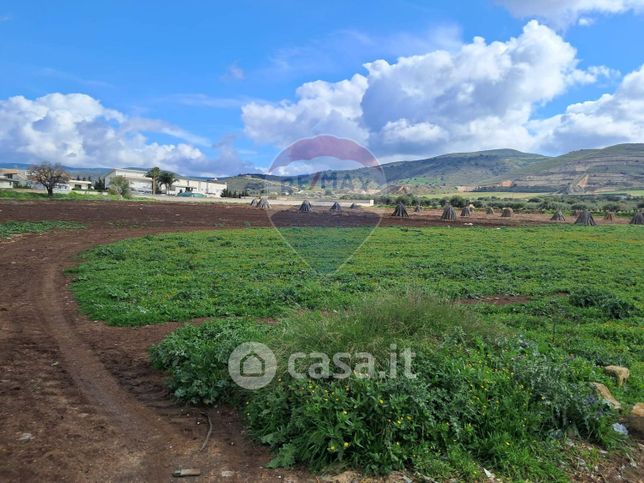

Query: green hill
508,144,644,192
226,144,644,195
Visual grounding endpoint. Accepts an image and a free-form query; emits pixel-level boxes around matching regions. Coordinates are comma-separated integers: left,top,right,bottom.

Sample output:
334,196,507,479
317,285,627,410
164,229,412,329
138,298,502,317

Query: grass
71,224,643,479
0,189,149,202
0,220,85,239
69,225,643,399
437,191,555,199
151,292,625,480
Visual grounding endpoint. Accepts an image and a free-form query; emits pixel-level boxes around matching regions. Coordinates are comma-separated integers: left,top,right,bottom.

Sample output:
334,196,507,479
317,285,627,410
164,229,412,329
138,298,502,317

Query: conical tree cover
486,207,495,215
461,206,472,217
551,210,565,221
501,208,513,218
330,201,342,212
250,198,258,207
257,198,271,209
392,202,409,217
441,204,456,221
299,200,312,213
575,210,596,226
414,205,422,213
630,210,644,225
350,203,360,209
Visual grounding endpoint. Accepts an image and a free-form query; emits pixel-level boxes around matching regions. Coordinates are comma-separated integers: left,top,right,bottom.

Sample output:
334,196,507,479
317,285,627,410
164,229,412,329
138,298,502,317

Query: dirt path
0,225,302,482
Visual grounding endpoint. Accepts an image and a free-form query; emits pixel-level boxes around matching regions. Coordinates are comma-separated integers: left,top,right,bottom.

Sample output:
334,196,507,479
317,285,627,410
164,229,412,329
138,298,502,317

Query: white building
69,179,92,190
0,169,28,188
104,168,226,196
0,175,17,189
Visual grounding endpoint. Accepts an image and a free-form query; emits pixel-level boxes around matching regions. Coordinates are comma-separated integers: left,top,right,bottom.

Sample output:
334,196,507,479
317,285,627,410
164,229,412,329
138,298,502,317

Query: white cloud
534,64,644,152
242,74,369,147
208,134,259,176
497,0,644,28
0,92,210,173
577,16,596,26
242,21,619,160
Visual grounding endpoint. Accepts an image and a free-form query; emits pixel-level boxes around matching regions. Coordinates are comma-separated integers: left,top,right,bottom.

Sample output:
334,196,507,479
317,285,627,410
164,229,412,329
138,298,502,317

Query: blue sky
0,0,642,176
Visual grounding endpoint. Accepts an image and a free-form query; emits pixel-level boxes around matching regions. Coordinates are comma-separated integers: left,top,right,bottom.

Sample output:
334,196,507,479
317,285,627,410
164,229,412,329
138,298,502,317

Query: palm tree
158,171,178,194
145,167,161,194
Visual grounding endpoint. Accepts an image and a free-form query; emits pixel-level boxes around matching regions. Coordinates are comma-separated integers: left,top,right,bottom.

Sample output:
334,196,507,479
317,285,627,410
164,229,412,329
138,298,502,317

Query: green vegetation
69,225,643,326
0,220,85,238
224,144,644,196
151,292,624,480
0,189,148,202
71,225,643,479
107,175,132,197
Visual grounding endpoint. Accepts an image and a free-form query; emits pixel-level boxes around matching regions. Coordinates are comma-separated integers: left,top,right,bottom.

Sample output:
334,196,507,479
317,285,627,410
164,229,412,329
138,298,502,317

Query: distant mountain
507,144,644,192
224,144,644,194
5,143,642,194
378,149,548,187
222,149,549,194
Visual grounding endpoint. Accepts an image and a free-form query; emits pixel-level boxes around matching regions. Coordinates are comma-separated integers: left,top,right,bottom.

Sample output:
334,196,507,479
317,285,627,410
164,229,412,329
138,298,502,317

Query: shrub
569,288,635,319
449,195,466,208
108,175,131,198
150,318,270,404
151,291,620,479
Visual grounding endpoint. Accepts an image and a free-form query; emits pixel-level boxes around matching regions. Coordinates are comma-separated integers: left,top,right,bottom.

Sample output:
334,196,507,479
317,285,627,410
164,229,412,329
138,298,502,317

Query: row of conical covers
251,197,644,225
295,200,360,212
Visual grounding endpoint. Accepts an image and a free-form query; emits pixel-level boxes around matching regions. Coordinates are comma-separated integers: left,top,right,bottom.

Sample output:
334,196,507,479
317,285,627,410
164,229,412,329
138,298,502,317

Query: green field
438,191,554,199
0,189,149,202
70,225,643,399
0,220,85,238
69,225,644,479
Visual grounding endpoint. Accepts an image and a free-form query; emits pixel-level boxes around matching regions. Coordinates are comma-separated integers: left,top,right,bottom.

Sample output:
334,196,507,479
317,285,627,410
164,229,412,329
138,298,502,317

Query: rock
604,365,630,386
483,468,498,480
172,468,201,477
220,470,235,478
612,422,629,436
18,432,33,442
626,403,644,438
591,382,621,410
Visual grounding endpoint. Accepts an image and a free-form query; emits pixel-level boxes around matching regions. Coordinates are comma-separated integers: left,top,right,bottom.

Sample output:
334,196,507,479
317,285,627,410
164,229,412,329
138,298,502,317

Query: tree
146,167,161,194
28,162,70,197
158,171,178,194
93,177,106,191
108,176,131,198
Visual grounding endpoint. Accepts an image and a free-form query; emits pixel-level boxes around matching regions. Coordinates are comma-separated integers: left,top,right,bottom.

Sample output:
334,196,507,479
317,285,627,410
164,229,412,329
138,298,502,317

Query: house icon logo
240,351,265,377
228,342,277,390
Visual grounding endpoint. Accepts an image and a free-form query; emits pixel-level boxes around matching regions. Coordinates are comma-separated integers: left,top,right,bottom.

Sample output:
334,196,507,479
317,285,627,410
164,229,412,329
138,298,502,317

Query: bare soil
0,200,637,482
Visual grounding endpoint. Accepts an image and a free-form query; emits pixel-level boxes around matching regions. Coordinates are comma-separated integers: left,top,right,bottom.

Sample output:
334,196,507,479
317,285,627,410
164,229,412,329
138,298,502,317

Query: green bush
569,288,635,319
150,318,270,404
151,292,621,479
108,175,131,198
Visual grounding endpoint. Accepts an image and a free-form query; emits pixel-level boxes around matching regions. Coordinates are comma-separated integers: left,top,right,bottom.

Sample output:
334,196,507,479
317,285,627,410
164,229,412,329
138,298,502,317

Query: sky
0,0,643,176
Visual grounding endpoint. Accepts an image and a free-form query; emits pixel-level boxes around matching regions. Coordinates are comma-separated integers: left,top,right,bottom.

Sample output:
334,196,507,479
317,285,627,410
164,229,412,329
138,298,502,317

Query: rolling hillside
225,144,644,194
508,144,644,192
